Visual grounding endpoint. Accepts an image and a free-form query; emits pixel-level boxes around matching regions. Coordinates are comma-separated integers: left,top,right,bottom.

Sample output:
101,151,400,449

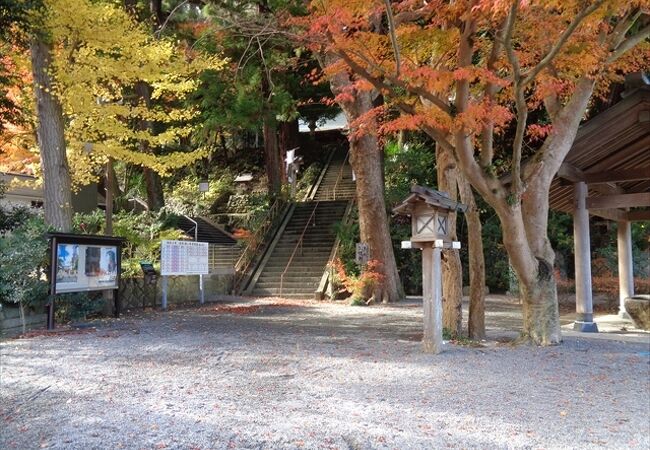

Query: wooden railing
233,198,286,292
279,201,320,296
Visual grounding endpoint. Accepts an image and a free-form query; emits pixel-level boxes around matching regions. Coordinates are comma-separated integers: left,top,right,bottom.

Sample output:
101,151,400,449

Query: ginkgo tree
50,0,226,182
24,0,226,227
302,0,650,344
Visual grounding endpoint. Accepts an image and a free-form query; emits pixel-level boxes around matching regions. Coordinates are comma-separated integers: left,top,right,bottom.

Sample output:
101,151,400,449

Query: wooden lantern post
394,186,467,354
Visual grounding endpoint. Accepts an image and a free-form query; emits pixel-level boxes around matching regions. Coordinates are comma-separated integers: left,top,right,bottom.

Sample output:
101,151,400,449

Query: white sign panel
160,240,209,276
355,242,369,265
55,244,119,293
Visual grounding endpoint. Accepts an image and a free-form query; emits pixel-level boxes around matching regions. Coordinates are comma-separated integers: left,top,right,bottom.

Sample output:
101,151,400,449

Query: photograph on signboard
85,246,101,276
99,247,118,282
56,244,79,283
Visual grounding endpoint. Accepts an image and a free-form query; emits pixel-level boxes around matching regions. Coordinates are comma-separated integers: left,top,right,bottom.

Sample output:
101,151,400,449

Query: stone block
625,295,650,331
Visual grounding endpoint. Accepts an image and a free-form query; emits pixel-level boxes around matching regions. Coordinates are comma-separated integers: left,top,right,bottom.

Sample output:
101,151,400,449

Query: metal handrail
315,198,356,299
330,150,350,200
304,147,337,201
279,200,319,296
233,198,285,291
183,215,198,241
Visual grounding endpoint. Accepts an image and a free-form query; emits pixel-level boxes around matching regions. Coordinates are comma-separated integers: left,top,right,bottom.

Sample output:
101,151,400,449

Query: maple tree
302,0,650,343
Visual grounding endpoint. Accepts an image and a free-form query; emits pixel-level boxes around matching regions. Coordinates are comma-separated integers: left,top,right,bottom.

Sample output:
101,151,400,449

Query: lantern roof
393,185,467,215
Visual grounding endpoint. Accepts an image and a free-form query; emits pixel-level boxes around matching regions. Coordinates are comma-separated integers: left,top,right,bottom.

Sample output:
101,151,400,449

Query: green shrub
0,215,50,330
165,172,236,216
54,292,105,323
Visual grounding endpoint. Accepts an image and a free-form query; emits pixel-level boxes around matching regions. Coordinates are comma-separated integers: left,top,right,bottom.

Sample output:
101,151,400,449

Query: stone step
255,280,321,289
252,288,318,296
261,262,331,272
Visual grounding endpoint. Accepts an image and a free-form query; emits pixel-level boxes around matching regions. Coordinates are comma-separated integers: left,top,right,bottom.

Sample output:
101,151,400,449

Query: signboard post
48,233,125,330
355,242,369,265
160,240,209,309
139,262,158,308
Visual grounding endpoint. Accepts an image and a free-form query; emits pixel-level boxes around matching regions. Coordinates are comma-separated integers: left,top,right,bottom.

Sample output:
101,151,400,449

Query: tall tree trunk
134,81,165,211
458,172,486,340
125,3,165,212
261,72,282,196
105,158,115,235
436,145,462,335
143,167,164,211
30,38,73,232
263,120,282,196
349,128,403,303
496,203,561,344
322,53,403,303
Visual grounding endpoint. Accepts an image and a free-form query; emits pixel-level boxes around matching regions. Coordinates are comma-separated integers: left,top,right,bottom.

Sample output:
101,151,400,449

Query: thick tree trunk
143,167,164,211
261,69,282,196
497,204,561,345
435,145,463,335
30,38,73,232
458,173,486,340
322,53,403,303
520,273,561,345
350,129,403,303
263,119,282,196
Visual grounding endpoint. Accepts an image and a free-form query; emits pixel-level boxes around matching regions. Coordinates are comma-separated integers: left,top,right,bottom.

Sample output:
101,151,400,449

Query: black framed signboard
48,233,125,328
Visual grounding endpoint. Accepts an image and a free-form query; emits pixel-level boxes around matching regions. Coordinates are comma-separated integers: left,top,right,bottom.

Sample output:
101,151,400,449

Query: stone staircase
313,151,355,201
176,215,240,273
176,216,237,245
246,150,355,297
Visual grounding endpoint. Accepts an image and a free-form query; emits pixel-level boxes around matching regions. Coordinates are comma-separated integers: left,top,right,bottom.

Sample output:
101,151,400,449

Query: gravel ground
1,297,649,450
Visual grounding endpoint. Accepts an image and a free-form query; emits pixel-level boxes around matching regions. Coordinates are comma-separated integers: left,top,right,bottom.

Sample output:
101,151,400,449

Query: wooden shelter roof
550,84,650,221
393,185,468,215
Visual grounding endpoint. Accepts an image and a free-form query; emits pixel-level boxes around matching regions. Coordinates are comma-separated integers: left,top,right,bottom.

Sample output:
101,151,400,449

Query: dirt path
1,298,649,449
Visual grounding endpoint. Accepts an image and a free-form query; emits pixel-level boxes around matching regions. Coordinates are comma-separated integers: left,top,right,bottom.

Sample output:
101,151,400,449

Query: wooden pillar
422,245,444,353
617,221,634,318
573,182,598,332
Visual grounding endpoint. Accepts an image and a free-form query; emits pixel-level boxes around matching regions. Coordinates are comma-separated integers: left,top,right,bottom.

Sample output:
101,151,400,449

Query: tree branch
383,0,401,77
335,45,451,114
502,1,526,200
521,0,606,86
607,22,650,64
609,8,643,49
480,23,505,168
503,0,522,83
155,0,189,37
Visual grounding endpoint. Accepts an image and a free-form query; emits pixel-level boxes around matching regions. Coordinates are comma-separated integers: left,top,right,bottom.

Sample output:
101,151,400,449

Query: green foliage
332,215,360,277
294,161,323,200
384,141,436,206
165,172,235,216
594,221,650,278
0,203,34,236
384,140,436,294
461,205,511,292
73,210,186,278
54,292,104,323
0,214,50,308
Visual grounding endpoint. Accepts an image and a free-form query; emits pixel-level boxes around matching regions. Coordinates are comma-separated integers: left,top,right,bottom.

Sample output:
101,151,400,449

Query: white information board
160,240,209,276
55,243,119,293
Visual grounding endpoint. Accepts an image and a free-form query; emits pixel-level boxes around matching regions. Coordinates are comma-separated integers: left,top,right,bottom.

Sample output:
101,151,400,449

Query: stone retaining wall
0,305,47,337
120,274,234,310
